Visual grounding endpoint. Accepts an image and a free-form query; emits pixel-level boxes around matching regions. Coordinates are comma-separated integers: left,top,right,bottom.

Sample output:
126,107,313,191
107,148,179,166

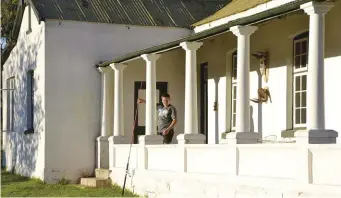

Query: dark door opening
133,81,168,144
200,62,208,143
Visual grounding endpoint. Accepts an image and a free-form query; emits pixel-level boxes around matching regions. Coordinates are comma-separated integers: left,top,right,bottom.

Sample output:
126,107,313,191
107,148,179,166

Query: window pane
302,75,307,91
233,69,237,79
301,54,307,67
302,40,307,53
302,92,306,107
295,93,300,108
232,114,236,127
233,87,236,98
301,108,306,124
295,109,301,124
233,100,236,113
295,42,301,55
295,76,301,91
295,56,301,69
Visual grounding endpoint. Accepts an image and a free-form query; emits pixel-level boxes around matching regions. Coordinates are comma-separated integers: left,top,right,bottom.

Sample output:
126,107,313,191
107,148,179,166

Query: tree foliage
1,0,19,41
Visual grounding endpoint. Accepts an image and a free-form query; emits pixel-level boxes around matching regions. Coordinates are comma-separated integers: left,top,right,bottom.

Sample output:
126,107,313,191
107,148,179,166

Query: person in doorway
137,93,177,144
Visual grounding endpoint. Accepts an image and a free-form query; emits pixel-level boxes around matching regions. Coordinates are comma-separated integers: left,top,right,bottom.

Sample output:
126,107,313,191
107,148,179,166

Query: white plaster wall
2,6,46,179
324,2,341,134
122,49,186,144
110,144,341,198
43,20,190,183
198,0,341,141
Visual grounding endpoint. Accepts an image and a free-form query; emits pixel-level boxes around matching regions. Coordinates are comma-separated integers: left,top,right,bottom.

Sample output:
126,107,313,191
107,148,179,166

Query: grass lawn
1,169,140,197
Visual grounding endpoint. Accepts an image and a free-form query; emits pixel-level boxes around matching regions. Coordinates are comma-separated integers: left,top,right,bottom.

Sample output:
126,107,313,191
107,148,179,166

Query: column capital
141,53,161,62
109,63,127,71
300,1,334,15
97,66,112,73
230,25,258,37
180,41,203,51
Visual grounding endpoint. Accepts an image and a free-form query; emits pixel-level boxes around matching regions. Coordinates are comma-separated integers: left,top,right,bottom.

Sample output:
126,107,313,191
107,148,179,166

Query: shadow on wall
4,26,44,179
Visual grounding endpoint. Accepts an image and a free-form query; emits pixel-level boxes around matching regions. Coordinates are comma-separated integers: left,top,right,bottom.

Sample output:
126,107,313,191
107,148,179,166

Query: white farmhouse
2,0,341,197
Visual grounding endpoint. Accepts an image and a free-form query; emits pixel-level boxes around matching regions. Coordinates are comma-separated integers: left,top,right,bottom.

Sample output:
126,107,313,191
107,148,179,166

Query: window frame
6,77,16,131
293,33,309,128
25,70,34,134
231,51,237,130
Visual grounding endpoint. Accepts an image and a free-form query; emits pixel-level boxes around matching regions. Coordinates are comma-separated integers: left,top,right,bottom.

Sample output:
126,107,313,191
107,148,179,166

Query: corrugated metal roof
98,0,312,67
31,0,230,28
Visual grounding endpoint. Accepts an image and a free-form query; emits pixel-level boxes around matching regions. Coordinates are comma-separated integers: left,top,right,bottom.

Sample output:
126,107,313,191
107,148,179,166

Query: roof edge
192,0,272,27
98,0,311,67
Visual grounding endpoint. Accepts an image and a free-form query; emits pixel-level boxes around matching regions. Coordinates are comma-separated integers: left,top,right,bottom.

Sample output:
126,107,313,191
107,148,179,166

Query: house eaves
98,0,312,67
192,0,272,27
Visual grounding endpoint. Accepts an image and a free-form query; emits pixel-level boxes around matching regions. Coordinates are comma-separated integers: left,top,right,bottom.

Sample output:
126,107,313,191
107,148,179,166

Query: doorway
133,81,168,144
200,62,208,143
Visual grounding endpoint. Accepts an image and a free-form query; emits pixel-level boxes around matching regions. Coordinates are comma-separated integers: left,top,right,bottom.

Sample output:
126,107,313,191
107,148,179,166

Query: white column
110,63,126,136
177,41,206,144
227,25,260,144
301,1,333,130
96,66,113,168
296,1,337,144
109,63,129,144
231,25,257,133
139,54,163,145
98,67,112,137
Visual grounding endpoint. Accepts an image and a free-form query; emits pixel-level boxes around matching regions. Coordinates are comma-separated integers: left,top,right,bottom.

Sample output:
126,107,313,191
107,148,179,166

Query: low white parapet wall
109,144,341,198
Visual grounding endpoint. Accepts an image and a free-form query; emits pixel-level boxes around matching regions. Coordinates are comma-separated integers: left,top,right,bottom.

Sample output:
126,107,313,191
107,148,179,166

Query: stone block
226,132,261,144
177,134,206,144
80,177,111,187
295,129,338,144
138,135,163,145
95,168,111,179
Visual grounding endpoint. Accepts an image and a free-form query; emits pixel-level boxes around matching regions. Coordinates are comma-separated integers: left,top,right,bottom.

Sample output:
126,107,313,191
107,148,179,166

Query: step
95,168,111,179
80,177,111,187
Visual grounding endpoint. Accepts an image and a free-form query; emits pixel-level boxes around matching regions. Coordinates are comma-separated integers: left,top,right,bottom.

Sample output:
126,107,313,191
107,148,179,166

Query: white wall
2,5,46,179
197,0,341,141
110,144,341,198
44,20,191,183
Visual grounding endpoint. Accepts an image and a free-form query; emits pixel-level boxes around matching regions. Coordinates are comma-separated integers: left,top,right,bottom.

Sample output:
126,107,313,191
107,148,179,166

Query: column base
177,134,206,144
138,135,163,145
295,129,338,144
96,136,109,169
108,135,130,144
226,132,261,144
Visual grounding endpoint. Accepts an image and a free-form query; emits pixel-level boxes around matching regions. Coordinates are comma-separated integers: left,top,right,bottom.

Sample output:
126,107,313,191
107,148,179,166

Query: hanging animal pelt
250,87,272,104
252,51,269,83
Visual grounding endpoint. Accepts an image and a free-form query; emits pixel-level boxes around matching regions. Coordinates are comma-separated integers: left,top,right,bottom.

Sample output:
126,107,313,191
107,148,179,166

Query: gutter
98,0,311,67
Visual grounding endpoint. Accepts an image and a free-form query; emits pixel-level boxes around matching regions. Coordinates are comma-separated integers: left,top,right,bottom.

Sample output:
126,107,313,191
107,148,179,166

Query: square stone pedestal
96,136,109,169
138,135,163,145
226,132,261,144
177,134,206,144
295,129,338,144
108,135,130,144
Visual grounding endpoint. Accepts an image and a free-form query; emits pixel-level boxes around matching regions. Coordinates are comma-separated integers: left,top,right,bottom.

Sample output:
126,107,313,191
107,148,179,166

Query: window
293,32,308,127
6,77,15,131
25,71,34,133
231,51,237,129
26,3,32,34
